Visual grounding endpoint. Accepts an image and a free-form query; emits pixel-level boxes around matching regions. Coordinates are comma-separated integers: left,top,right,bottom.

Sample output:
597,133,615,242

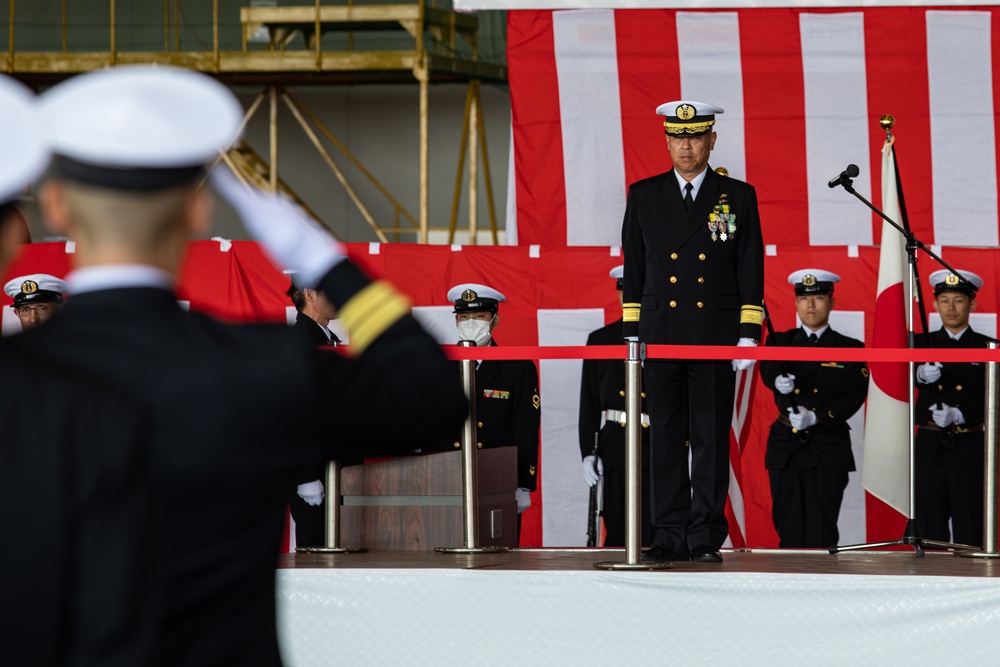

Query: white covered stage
276,549,1000,665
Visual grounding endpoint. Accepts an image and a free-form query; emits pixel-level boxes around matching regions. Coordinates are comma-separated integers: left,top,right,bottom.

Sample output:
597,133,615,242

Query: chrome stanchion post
437,340,506,554
297,460,369,553
595,341,669,570
957,340,1000,559
623,340,642,564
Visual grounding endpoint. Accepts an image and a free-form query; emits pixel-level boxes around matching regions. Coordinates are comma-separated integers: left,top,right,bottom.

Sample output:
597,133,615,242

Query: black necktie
808,333,819,344
683,182,694,211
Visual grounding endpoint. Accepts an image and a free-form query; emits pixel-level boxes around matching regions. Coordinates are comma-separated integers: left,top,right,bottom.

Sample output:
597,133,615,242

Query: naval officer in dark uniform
621,100,764,563
448,283,540,525
578,265,652,546
31,65,467,666
914,269,990,547
284,276,341,547
759,269,868,548
4,273,67,331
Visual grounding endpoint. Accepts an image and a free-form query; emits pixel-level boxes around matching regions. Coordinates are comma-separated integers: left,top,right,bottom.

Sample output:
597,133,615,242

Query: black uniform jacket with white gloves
19,259,468,667
759,327,869,470
621,166,764,344
914,327,991,465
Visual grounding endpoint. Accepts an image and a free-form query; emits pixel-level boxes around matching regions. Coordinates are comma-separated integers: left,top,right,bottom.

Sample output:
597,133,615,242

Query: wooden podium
339,447,518,550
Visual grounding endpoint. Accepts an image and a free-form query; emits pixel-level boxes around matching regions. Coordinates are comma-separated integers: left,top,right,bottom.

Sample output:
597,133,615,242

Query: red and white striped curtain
507,6,1000,249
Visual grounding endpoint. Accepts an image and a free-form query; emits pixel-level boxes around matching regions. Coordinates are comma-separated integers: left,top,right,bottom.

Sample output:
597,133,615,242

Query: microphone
828,164,860,188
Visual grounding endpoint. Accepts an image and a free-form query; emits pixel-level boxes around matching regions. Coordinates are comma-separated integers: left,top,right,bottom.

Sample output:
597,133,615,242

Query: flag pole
830,115,976,555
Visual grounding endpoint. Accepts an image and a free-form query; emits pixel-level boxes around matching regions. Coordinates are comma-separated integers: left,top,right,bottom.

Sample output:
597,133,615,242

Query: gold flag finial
715,166,729,177
879,114,895,135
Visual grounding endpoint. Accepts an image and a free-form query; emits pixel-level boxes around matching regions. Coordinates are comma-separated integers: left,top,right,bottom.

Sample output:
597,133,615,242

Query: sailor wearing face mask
447,283,541,538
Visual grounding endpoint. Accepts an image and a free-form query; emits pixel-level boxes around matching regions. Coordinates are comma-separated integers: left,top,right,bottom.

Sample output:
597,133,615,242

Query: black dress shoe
642,544,682,562
689,549,723,563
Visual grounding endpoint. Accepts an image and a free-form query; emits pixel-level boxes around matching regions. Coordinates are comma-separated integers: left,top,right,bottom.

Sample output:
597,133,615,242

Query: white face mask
456,318,493,347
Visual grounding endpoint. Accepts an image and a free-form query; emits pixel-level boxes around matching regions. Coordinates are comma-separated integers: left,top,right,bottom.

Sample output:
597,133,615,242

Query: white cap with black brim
39,65,243,191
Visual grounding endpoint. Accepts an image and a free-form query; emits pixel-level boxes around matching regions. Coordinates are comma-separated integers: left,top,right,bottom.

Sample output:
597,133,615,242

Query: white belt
603,409,650,428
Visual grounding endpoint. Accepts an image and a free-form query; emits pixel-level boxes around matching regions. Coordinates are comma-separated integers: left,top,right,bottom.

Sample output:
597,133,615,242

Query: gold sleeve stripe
623,303,641,323
339,280,412,356
740,304,764,325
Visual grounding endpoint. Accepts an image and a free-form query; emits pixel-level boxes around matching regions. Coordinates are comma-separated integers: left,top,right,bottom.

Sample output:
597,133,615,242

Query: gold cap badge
802,275,816,287
676,104,695,121
945,274,960,286
21,280,38,294
462,289,477,302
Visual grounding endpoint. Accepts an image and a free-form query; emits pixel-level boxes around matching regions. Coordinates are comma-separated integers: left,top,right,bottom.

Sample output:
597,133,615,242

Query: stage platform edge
277,548,1000,666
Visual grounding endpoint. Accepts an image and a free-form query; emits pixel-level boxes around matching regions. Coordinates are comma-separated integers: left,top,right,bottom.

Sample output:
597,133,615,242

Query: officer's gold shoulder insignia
676,104,695,120
803,274,816,287
21,279,38,294
532,393,540,410
945,273,960,286
462,289,477,301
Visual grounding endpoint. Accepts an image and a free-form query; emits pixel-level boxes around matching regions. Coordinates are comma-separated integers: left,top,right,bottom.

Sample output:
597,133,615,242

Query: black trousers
289,494,325,548
915,430,984,547
768,467,848,548
602,461,653,547
644,359,734,554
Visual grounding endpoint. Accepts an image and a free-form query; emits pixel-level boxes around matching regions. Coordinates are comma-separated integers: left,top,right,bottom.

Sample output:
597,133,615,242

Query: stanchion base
954,550,1000,559
593,559,673,570
296,546,369,554
434,546,509,554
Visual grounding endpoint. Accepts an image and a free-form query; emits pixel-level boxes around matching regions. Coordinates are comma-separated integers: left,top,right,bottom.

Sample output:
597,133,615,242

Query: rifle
586,434,602,547
762,299,799,412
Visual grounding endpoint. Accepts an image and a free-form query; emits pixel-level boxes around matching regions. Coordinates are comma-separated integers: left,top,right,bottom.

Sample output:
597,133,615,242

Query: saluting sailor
4,273,67,331
759,269,869,548
621,100,765,563
448,283,540,535
28,64,467,665
914,269,990,547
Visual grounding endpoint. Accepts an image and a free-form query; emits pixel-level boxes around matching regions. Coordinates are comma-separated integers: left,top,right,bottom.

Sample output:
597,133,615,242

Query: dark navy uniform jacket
914,327,991,466
468,342,540,491
1,337,156,667
760,327,869,470
621,166,764,344
19,260,467,667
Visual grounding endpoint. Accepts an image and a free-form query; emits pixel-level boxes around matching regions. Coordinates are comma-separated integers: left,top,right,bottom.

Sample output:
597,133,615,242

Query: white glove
211,167,347,288
732,337,758,371
916,362,943,384
787,406,817,430
625,335,639,342
774,374,796,395
930,403,964,428
296,480,325,506
582,455,604,487
515,487,532,513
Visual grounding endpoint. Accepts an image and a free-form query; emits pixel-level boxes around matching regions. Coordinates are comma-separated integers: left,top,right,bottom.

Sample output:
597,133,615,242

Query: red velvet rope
439,344,1000,363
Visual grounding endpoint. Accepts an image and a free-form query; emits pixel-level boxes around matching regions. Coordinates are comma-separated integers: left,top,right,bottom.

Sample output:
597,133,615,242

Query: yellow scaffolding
3,0,504,244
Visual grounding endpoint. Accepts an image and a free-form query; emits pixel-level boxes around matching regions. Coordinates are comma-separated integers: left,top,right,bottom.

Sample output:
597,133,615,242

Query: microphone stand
827,137,976,557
